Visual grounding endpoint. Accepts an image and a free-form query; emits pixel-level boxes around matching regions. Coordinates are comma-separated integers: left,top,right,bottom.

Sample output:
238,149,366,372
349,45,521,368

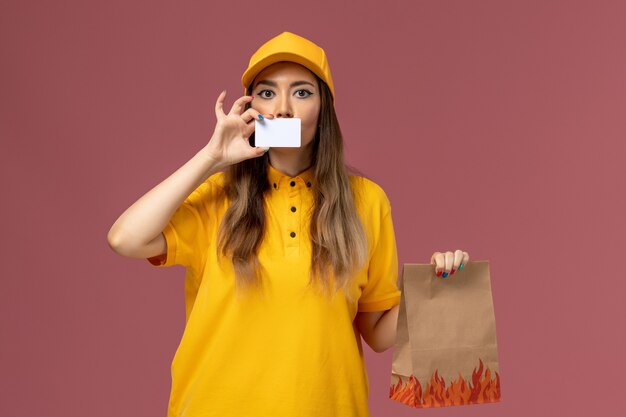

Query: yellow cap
241,32,335,100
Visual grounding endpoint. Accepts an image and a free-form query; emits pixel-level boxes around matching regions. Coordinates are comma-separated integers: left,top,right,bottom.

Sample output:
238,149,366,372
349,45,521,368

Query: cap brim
242,52,327,92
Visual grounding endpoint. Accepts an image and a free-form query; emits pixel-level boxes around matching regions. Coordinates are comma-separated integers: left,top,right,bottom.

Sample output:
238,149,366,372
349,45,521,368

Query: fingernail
268,113,274,118
249,95,254,100
436,270,442,277
442,272,449,278
459,263,464,270
258,114,264,120
264,147,270,153
451,268,455,275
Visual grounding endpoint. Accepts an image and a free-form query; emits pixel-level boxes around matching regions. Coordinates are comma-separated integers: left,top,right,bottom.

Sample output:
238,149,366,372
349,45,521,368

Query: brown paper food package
389,261,501,408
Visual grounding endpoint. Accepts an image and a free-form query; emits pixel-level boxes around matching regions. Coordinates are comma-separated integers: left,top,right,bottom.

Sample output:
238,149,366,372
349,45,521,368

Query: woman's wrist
200,143,224,176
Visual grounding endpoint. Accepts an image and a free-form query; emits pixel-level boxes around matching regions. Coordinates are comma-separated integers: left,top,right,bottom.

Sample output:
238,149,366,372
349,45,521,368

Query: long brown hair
217,75,368,302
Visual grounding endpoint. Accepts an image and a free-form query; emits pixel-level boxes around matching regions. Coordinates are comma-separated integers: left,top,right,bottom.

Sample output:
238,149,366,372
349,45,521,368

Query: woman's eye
295,89,312,98
258,90,274,98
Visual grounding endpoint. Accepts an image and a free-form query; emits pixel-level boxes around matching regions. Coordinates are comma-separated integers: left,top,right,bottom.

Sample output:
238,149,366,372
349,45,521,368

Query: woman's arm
355,304,400,353
107,144,220,258
107,92,268,259
359,250,471,352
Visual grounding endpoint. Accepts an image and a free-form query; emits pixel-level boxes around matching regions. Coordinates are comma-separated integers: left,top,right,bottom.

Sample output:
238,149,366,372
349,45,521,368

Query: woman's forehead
253,61,317,86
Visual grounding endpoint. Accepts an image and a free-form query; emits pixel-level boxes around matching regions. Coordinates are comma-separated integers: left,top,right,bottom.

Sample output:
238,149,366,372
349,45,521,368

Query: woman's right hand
205,91,269,169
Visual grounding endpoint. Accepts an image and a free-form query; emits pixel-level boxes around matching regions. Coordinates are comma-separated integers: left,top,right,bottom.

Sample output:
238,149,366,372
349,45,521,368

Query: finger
245,143,270,160
451,249,464,275
228,95,255,116
430,251,439,265
242,122,256,139
214,90,227,120
241,108,264,124
431,252,444,277
460,251,469,271
441,251,454,278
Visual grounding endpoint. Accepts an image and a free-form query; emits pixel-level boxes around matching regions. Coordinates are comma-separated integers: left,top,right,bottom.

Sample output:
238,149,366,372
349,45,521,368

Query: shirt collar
267,162,314,190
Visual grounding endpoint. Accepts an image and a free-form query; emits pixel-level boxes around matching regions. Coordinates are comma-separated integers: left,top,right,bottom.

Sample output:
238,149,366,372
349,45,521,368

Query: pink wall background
1,0,624,416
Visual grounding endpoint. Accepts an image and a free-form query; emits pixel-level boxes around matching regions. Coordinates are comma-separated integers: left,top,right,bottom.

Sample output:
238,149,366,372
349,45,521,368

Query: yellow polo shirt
147,162,401,417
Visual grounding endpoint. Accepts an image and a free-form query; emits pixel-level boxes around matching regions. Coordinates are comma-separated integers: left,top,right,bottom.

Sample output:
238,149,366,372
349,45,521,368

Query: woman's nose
274,96,293,118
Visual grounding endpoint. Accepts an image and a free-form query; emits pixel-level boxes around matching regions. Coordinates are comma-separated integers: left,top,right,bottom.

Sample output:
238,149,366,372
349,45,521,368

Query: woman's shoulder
349,174,392,215
349,174,389,198
187,171,227,204
206,171,227,189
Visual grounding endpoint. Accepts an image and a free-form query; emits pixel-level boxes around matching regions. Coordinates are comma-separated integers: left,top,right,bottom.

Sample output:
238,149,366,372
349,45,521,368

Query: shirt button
291,206,296,212
290,181,296,187
290,232,296,238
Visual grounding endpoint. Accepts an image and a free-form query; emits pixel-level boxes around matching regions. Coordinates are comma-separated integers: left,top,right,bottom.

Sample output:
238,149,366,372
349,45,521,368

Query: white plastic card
254,118,301,147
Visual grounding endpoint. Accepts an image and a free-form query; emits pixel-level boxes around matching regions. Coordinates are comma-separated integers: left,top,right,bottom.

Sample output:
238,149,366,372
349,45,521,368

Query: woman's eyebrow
289,80,315,88
254,80,316,89
254,80,277,88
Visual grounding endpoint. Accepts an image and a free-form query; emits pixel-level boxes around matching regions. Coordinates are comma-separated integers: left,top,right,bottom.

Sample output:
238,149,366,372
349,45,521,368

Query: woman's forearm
372,303,400,352
107,144,220,255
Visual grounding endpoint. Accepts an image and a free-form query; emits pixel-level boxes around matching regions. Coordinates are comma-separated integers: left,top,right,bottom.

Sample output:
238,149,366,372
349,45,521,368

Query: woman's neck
267,144,314,177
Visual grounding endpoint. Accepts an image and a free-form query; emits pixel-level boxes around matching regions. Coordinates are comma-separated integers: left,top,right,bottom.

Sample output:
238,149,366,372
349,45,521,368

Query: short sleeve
357,198,401,313
146,181,211,269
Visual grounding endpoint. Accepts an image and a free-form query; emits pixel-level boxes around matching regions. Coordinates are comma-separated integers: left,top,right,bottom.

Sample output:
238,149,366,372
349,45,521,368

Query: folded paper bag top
389,260,502,408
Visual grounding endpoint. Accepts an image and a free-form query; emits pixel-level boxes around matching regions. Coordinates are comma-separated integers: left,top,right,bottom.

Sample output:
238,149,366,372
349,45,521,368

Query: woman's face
250,61,321,149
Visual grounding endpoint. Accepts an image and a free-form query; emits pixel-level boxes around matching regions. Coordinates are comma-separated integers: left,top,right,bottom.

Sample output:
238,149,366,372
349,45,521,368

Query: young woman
108,31,469,417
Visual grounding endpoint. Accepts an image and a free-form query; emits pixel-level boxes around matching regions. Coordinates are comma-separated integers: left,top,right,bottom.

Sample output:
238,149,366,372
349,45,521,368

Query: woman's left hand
430,250,469,278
